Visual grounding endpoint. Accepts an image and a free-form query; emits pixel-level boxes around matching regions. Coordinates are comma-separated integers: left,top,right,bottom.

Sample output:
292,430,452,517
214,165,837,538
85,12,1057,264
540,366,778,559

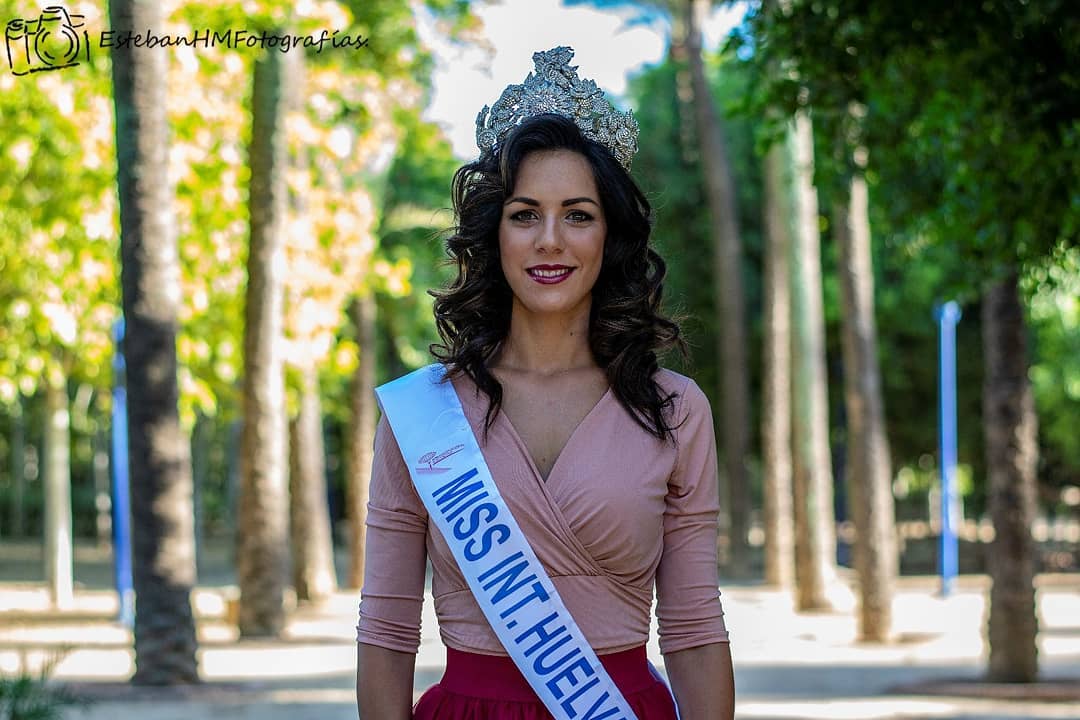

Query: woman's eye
510,209,537,222
567,210,592,223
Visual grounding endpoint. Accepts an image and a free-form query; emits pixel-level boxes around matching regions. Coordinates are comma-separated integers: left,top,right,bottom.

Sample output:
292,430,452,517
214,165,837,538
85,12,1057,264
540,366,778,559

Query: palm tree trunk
761,141,795,589
238,47,290,637
834,113,897,641
982,273,1039,682
788,110,838,611
685,0,753,577
111,0,199,683
346,293,377,589
43,368,73,609
290,364,338,602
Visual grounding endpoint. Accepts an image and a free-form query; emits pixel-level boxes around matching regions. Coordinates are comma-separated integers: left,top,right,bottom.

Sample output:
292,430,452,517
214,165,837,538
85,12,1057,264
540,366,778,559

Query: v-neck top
356,368,729,656
500,381,613,482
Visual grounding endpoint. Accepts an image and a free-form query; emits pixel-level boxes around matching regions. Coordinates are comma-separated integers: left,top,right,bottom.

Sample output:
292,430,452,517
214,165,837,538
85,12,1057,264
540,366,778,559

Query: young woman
356,47,734,720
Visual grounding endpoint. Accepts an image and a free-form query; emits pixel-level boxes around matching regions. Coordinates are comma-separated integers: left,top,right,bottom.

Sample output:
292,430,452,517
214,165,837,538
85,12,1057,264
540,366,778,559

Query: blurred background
0,0,1077,708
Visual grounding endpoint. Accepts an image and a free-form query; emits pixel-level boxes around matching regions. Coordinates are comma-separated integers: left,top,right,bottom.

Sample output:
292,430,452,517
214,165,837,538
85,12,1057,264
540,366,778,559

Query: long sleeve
655,378,729,654
355,414,429,654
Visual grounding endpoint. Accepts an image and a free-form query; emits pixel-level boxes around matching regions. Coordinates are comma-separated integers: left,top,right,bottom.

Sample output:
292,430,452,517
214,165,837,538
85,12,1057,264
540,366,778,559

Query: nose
534,215,564,253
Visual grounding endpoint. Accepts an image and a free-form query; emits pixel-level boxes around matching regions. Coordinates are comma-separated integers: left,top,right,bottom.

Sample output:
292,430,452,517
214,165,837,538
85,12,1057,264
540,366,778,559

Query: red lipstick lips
526,264,575,285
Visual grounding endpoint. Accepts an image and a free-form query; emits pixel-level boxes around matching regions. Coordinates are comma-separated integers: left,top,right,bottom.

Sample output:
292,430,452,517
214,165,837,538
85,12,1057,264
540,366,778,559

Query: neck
495,298,595,375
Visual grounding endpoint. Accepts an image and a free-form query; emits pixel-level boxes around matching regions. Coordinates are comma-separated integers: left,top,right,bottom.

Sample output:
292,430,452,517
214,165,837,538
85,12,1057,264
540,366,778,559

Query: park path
2,558,1079,719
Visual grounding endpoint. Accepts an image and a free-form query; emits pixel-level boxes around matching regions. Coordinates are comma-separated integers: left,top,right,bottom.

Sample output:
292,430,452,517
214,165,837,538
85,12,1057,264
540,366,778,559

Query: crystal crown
475,46,639,171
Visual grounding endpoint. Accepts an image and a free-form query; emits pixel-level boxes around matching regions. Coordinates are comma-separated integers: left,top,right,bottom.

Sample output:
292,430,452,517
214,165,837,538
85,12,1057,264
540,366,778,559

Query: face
498,149,606,322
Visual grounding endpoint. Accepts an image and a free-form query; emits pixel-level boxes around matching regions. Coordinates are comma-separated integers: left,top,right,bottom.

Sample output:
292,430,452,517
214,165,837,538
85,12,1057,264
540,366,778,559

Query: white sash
376,363,639,720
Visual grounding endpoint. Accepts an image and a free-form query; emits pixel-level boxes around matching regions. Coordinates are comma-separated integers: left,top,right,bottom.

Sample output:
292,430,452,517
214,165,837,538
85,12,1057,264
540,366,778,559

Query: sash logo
416,444,465,474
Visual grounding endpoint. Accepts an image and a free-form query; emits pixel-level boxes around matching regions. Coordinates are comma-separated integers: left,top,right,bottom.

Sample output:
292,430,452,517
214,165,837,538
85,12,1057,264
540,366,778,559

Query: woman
356,47,734,720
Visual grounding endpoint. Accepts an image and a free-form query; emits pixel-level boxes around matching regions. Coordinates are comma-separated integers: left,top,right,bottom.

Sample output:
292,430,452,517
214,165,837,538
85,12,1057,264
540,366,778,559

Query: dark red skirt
413,645,677,719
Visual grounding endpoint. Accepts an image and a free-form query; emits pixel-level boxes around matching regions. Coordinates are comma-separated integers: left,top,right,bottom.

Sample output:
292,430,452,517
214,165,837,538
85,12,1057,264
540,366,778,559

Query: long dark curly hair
430,113,685,441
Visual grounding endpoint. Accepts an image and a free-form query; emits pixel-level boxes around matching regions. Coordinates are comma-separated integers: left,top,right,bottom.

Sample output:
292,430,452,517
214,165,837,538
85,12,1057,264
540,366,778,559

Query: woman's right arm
355,415,430,719
356,643,416,719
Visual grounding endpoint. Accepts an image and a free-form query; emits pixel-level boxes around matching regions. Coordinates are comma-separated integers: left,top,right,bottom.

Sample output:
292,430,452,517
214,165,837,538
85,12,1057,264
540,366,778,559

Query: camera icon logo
5,5,90,76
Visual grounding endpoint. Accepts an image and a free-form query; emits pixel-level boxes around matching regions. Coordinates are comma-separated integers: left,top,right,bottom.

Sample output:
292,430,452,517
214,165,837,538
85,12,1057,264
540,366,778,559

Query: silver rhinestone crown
475,46,640,171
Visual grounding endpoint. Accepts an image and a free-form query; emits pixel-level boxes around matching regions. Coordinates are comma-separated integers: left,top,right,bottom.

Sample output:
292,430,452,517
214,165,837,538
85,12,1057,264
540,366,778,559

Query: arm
355,415,429,719
655,379,733,718
356,642,416,720
664,642,735,720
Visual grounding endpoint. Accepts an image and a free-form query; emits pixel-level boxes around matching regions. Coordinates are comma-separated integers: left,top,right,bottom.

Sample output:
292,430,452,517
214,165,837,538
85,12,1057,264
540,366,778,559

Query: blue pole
111,318,134,626
935,301,962,597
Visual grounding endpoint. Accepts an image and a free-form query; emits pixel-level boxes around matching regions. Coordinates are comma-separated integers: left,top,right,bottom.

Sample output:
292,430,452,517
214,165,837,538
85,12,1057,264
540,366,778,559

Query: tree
739,0,1078,677
833,107,897,641
110,0,199,684
345,293,377,589
787,109,839,611
42,364,72,609
237,46,292,637
760,139,795,589
0,0,118,606
982,274,1039,681
331,0,479,588
342,110,466,587
289,363,336,602
282,49,338,606
758,0,795,591
682,0,753,577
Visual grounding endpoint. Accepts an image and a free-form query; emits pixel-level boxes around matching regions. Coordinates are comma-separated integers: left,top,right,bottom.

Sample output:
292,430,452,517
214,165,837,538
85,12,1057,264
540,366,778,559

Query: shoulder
654,368,711,422
653,367,691,395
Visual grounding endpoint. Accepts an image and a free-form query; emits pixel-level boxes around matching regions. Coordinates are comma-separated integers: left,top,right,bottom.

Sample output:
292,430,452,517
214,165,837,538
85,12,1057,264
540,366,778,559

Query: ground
1,540,1079,719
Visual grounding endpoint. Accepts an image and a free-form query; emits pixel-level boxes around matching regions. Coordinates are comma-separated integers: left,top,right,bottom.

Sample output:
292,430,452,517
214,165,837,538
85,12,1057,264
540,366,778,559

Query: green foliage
1026,246,1080,488
729,0,1080,498
630,58,714,383
374,110,459,376
0,0,482,537
0,661,84,720
0,1,118,405
160,0,479,426
629,48,765,444
735,0,1079,284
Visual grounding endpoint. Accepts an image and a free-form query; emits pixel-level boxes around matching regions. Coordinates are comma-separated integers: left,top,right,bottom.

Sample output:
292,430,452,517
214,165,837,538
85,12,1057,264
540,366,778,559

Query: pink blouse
356,368,729,656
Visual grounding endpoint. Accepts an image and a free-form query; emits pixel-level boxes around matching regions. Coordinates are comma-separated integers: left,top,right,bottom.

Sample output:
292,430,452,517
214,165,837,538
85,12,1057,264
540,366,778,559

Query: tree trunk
191,413,209,578
346,293,378,589
761,141,796,589
666,17,698,166
834,116,897,642
111,0,199,684
43,369,73,609
982,274,1039,682
788,110,838,611
10,396,26,538
685,0,753,578
290,364,338,603
237,47,291,637
93,434,111,549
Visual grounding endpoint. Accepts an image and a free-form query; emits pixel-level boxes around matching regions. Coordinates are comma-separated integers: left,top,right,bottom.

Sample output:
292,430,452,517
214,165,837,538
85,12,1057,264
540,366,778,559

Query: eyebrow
503,196,601,208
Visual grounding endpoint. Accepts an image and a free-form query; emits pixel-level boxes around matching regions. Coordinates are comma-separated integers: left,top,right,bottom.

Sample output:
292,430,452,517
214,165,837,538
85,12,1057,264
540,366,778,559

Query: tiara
475,46,640,171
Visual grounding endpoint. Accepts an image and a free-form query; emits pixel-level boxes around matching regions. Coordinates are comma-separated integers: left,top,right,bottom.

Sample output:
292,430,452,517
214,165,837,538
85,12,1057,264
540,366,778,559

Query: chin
516,293,592,319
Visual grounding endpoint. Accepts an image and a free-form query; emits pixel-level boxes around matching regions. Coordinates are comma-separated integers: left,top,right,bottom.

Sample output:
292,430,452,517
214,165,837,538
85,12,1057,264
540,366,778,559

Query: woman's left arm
655,378,734,718
664,642,735,720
